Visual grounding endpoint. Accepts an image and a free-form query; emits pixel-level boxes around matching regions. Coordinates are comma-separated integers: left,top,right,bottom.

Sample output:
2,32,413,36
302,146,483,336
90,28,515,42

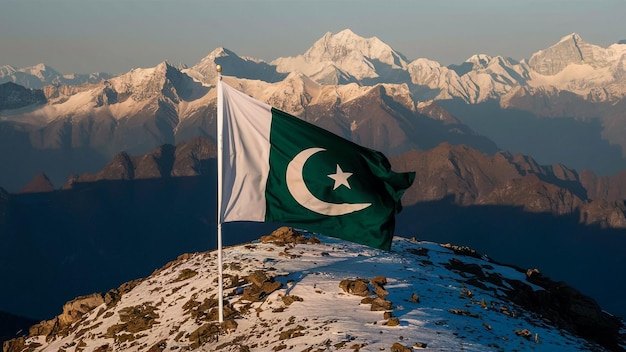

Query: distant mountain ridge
0,63,112,89
0,29,626,188
0,63,497,191
1,30,625,192
2,29,626,187
18,137,625,229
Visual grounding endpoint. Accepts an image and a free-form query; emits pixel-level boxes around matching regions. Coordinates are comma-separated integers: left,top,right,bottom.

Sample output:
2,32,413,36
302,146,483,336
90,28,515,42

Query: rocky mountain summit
18,173,55,193
528,33,620,76
61,137,217,186
3,228,624,352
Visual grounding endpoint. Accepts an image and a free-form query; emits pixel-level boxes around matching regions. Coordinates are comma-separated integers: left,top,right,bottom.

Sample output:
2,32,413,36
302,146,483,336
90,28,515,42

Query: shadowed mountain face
0,82,46,110
0,311,38,345
439,99,626,176
0,174,282,322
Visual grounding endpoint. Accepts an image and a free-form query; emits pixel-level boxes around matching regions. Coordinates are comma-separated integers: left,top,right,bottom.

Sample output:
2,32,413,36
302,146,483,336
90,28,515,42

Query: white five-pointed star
328,164,353,190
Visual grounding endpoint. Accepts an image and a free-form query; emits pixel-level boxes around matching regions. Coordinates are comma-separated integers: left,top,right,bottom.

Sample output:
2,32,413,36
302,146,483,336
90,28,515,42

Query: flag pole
216,64,224,323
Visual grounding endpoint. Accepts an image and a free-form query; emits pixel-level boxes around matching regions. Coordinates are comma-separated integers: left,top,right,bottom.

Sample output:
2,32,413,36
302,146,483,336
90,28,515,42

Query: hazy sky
1,0,625,75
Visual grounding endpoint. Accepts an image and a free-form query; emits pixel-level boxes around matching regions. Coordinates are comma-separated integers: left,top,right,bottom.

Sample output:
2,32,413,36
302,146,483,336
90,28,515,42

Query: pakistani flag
218,80,415,250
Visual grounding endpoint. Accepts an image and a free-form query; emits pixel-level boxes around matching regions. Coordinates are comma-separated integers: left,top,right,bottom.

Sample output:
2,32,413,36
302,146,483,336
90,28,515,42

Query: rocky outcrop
516,269,623,351
579,199,626,228
18,173,55,193
580,169,626,201
75,151,135,182
479,174,583,216
170,137,217,177
63,137,217,187
259,226,320,246
27,293,104,338
0,311,38,347
390,143,524,205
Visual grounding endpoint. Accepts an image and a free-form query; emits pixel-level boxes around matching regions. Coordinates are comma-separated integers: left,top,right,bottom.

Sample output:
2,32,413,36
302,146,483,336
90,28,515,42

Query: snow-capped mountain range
1,29,626,185
3,228,624,352
4,30,625,103
0,63,112,89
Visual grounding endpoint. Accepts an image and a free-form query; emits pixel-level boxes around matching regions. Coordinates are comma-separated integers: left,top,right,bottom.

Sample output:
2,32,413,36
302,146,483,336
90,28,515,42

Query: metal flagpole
216,64,224,323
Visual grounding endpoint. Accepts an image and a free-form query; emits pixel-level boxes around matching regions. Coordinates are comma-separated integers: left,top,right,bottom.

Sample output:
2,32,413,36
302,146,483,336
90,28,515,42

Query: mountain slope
4,228,623,352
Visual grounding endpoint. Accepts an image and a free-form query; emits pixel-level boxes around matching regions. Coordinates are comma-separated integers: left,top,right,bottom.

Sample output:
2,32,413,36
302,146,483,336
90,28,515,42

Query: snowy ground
15,229,622,351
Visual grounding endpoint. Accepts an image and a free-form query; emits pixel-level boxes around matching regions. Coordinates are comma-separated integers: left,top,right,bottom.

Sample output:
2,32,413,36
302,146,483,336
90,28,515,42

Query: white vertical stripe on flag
220,81,273,222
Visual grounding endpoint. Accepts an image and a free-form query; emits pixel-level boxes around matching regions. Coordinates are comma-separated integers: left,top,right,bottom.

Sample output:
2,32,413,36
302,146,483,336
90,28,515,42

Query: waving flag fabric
218,79,414,250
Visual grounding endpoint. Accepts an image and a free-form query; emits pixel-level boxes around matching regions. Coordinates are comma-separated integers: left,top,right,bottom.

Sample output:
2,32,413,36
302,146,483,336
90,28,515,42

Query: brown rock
339,278,370,297
370,276,389,298
370,297,393,311
384,317,400,326
2,337,26,352
247,270,270,288
410,293,420,303
259,226,319,246
28,293,105,338
390,342,412,352
19,173,55,193
242,271,282,302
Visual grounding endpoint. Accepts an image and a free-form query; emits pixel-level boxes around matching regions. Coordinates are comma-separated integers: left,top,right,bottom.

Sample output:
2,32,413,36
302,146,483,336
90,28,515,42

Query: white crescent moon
286,147,371,216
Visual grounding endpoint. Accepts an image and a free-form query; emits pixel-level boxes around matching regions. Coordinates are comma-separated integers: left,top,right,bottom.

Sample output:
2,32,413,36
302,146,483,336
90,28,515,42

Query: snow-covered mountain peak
272,29,409,83
558,32,583,44
281,70,319,89
20,63,59,81
466,54,493,68
307,29,408,69
188,47,284,84
528,33,612,75
114,65,159,88
28,63,51,72
262,72,322,114
6,229,623,352
200,47,237,63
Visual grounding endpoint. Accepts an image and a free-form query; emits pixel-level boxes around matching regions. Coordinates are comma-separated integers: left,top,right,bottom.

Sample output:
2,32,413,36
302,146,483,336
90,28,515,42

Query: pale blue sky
1,0,625,75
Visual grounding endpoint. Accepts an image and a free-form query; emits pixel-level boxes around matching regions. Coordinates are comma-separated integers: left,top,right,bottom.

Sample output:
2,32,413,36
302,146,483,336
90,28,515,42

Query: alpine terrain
1,29,626,351
3,228,624,352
